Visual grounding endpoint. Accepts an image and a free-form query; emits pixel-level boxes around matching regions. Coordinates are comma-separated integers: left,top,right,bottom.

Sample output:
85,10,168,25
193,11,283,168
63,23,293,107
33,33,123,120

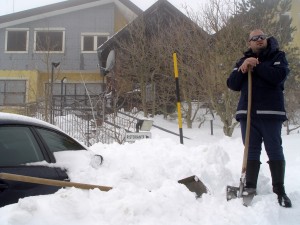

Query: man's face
248,30,268,54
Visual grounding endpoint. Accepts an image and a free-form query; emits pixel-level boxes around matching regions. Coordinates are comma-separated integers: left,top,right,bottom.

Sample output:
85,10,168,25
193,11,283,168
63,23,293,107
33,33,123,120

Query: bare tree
183,0,245,136
113,10,209,126
32,32,65,122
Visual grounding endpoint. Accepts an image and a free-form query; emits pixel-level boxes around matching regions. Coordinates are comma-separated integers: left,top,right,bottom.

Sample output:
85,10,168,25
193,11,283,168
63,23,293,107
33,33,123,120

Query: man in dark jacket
227,29,292,207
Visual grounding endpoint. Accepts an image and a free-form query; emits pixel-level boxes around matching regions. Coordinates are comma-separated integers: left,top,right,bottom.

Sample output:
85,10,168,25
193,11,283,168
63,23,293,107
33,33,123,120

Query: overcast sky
0,0,207,16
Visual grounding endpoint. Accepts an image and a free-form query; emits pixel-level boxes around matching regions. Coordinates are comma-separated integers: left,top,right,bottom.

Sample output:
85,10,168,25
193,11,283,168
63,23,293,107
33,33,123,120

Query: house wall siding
0,4,116,72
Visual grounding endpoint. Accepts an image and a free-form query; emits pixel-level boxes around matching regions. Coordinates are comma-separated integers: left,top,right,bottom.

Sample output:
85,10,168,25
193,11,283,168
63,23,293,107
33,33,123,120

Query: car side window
36,128,85,153
0,126,44,166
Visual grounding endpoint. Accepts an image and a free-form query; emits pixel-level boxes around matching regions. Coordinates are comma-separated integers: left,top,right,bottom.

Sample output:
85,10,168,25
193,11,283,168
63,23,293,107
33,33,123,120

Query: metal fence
23,99,139,146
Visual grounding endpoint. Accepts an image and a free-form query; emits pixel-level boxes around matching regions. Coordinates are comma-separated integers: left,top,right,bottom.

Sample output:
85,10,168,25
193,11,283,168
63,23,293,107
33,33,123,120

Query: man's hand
238,57,259,73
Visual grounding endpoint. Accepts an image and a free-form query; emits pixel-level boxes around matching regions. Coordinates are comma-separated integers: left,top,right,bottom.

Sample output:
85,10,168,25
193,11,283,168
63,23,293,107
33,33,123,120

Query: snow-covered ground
0,114,299,225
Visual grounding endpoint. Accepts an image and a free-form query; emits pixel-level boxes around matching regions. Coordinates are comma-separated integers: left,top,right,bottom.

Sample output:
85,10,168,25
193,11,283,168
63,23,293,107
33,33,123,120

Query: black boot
268,160,292,208
244,160,261,194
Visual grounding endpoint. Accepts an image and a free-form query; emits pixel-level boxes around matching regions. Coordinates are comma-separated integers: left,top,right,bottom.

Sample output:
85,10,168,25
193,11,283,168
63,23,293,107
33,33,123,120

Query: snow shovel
226,68,253,206
178,175,208,198
1,172,208,197
0,172,113,191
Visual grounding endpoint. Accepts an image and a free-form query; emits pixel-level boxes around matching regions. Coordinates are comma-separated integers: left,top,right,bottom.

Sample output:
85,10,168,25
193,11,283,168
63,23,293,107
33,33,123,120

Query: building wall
114,7,133,32
0,2,133,107
291,0,300,51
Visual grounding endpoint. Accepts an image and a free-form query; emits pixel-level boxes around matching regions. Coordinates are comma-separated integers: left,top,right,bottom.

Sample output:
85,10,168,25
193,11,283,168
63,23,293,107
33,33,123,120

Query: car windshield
0,126,44,166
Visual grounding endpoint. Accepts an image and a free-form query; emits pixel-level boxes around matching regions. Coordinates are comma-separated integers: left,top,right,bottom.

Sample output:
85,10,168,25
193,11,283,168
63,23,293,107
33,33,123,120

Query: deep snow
0,115,299,225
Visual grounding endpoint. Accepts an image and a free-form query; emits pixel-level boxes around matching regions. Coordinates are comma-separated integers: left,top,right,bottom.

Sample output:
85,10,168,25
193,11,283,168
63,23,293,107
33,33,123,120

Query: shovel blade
178,175,208,198
227,185,256,206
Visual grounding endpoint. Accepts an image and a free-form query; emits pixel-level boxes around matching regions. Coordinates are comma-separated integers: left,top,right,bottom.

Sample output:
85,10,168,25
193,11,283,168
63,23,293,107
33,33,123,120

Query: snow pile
0,115,299,225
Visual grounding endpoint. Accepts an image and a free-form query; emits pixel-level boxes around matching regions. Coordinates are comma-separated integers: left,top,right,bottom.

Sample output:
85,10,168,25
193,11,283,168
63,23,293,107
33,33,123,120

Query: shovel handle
0,173,112,192
241,69,252,174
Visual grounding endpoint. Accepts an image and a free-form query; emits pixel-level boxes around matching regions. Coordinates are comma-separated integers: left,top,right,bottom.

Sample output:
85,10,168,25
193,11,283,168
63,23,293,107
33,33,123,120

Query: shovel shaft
241,69,252,174
0,173,112,192
237,173,246,198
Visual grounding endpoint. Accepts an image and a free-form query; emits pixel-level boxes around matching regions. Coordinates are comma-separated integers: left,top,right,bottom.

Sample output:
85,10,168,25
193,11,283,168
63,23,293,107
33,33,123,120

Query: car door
0,125,72,207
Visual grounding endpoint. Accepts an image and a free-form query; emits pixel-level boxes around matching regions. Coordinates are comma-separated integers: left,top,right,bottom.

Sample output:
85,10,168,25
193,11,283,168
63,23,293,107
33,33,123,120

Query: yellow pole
173,52,184,144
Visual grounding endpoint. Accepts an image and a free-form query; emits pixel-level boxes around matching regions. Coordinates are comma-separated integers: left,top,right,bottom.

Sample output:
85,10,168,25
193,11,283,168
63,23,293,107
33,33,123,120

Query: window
36,128,85,152
0,80,26,106
34,28,65,52
0,127,44,166
64,83,103,107
48,82,104,107
5,29,29,52
81,33,109,52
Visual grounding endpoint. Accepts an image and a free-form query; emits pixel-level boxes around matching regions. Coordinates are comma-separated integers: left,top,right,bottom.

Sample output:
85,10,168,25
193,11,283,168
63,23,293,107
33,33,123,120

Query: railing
23,100,139,146
20,96,191,146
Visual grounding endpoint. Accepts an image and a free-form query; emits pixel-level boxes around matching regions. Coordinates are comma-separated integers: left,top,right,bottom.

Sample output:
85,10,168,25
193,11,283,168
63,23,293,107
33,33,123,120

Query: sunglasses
249,34,268,42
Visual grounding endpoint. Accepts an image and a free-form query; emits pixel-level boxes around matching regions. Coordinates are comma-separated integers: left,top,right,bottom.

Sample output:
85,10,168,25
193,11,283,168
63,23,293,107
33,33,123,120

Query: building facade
0,0,141,113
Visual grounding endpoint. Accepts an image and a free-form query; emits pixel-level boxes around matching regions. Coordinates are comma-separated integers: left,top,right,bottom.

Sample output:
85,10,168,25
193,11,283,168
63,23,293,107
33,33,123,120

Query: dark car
0,112,102,207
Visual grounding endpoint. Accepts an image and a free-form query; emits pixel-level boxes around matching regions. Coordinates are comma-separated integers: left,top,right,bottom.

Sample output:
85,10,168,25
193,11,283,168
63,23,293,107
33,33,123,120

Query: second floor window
81,33,109,52
34,29,65,53
5,29,29,52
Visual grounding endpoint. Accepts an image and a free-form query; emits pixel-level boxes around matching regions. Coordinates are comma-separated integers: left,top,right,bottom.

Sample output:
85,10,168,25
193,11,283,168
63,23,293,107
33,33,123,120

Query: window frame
81,32,109,53
46,82,104,107
33,28,65,53
0,79,27,106
5,28,29,53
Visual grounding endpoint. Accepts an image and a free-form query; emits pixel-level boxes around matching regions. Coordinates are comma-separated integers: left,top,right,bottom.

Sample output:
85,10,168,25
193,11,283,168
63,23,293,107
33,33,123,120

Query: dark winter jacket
227,37,289,121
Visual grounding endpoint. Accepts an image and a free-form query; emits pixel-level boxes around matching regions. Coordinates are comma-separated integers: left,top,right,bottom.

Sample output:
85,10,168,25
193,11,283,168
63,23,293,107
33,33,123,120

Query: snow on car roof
0,112,61,131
